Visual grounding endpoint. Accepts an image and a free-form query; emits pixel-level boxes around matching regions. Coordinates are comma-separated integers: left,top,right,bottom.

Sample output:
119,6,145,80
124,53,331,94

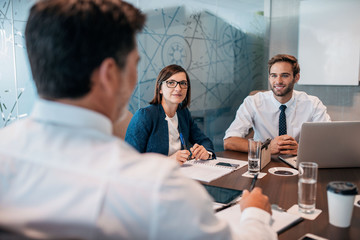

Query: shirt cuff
224,131,247,140
240,207,272,225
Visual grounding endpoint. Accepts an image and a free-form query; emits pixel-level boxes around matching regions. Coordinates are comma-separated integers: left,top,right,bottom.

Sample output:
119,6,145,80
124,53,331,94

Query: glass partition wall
0,0,269,151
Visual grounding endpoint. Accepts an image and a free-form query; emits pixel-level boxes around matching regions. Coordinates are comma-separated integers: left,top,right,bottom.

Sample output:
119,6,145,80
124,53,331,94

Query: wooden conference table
211,151,360,240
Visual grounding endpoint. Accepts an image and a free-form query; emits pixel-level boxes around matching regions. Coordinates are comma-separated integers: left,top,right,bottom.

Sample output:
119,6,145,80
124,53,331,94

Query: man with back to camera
224,54,331,155
0,0,277,239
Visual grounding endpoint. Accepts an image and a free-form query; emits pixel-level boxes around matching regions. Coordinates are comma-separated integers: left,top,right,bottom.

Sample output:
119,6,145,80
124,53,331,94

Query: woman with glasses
125,64,215,164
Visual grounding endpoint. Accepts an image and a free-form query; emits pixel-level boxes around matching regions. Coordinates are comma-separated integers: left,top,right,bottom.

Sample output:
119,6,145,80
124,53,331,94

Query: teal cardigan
125,104,215,157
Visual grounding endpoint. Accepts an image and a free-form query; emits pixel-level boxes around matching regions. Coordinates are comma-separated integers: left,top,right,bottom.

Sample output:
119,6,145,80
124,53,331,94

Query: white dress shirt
224,90,331,142
0,99,277,240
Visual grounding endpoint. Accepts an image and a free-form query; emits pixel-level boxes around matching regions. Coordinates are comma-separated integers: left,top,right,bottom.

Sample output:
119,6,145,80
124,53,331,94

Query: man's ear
294,73,300,83
98,58,120,96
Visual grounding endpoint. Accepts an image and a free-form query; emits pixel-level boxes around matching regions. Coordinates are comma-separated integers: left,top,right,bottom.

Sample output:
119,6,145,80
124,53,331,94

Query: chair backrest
113,109,133,139
248,89,266,96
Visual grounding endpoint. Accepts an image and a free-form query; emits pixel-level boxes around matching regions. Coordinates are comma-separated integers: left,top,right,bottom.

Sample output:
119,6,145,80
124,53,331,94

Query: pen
179,133,187,150
261,138,271,150
250,173,259,191
179,133,192,159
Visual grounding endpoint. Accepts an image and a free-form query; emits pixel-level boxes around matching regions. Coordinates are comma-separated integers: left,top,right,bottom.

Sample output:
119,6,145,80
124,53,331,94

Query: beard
270,79,296,97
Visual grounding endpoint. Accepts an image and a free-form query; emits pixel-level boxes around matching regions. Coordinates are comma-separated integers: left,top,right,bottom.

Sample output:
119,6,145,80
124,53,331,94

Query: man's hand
270,135,298,155
169,150,191,165
240,187,272,214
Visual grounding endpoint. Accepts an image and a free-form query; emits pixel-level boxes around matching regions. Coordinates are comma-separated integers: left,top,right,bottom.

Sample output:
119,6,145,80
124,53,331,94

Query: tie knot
279,105,287,112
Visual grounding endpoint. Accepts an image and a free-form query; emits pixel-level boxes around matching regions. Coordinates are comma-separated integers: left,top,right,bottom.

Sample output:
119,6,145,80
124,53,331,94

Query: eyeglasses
165,80,188,89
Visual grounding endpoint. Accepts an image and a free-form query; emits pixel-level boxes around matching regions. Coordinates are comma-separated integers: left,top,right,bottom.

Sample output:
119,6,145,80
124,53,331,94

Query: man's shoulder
76,139,178,182
107,148,180,183
293,90,322,103
0,118,30,145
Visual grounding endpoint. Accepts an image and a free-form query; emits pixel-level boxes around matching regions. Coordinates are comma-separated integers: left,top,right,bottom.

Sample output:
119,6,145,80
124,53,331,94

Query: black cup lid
327,181,358,195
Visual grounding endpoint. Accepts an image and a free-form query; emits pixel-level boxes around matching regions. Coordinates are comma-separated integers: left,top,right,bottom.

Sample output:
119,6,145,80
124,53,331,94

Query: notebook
281,121,360,169
216,204,303,234
180,157,247,183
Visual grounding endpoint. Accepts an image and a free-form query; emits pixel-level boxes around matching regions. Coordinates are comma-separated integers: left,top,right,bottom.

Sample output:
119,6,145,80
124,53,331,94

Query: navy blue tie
279,105,287,136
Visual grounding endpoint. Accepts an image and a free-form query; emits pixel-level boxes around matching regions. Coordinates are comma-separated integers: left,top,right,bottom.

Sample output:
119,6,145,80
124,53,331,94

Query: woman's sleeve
125,109,151,153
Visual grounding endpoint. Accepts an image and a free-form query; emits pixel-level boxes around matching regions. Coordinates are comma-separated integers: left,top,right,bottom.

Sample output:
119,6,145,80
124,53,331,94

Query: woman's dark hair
150,64,191,109
25,0,145,99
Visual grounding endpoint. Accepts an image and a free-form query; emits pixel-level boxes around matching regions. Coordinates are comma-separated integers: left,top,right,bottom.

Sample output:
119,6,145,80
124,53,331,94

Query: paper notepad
180,157,247,183
216,204,303,234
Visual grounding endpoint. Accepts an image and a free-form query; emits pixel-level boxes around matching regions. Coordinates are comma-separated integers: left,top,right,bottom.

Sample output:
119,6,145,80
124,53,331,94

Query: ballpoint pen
179,133,187,150
250,173,259,191
261,138,271,150
179,133,192,159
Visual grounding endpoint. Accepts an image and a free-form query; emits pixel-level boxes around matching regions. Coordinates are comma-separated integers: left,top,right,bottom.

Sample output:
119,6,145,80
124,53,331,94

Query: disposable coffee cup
327,181,358,228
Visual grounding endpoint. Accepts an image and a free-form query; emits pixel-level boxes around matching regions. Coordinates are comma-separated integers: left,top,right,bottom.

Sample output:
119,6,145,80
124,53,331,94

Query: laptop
279,121,360,168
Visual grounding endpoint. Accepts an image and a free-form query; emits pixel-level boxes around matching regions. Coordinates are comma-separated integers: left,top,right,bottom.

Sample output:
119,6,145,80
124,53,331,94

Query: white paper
180,158,247,183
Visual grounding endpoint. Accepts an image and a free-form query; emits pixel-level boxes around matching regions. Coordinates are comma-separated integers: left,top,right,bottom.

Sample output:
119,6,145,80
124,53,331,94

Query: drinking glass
248,138,261,175
298,162,318,213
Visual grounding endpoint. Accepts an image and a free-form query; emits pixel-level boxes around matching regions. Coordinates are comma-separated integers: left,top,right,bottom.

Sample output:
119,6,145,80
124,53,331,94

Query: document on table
180,157,247,183
216,204,303,234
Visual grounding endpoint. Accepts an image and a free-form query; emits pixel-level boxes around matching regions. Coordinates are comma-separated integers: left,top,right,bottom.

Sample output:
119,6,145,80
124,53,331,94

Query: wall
0,0,269,151
269,0,360,121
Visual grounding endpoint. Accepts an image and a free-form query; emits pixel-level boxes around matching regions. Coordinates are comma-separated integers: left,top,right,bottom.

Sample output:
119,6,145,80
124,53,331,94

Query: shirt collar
31,99,113,135
270,91,296,109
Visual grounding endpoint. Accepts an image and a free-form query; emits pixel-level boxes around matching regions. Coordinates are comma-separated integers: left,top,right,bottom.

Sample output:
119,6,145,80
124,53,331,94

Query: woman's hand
169,150,191,165
190,144,210,160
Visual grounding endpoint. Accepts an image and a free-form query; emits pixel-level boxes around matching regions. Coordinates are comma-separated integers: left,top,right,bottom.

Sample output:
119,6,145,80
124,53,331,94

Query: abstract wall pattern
132,6,252,112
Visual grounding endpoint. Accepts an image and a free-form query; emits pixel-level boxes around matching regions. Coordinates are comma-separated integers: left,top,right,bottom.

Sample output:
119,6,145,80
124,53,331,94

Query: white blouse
165,113,181,156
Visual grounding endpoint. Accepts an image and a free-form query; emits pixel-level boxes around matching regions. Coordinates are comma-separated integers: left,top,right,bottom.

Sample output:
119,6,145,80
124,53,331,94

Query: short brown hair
268,54,300,77
149,64,191,109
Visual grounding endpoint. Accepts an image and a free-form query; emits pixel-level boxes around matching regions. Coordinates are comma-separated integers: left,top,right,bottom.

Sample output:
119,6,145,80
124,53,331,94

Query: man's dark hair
149,64,191,109
268,54,300,77
25,0,145,99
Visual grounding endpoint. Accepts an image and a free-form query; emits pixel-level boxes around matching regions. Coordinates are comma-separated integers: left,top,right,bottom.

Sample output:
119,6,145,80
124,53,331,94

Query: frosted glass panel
0,0,268,151
0,0,37,127
132,6,247,112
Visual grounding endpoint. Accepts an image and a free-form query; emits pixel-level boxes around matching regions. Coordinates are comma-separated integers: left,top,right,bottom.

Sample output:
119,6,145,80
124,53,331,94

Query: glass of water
248,138,261,175
298,162,318,213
